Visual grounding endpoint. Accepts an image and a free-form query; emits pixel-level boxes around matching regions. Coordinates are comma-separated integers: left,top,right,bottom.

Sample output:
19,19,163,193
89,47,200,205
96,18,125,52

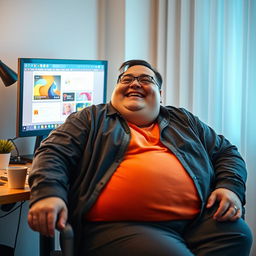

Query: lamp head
0,60,18,87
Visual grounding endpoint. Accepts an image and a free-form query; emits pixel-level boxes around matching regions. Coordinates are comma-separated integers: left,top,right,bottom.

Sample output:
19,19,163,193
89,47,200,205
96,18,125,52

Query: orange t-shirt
86,122,201,221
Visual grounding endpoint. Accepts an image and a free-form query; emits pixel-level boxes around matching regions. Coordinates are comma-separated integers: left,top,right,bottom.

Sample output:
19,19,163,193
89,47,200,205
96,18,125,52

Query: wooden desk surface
0,164,31,204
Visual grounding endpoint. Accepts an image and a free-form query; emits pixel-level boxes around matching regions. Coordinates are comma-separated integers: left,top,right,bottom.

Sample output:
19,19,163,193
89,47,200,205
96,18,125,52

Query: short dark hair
118,59,163,89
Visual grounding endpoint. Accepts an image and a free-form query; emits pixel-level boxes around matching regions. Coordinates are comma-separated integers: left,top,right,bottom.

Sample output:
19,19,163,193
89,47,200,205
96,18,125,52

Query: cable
0,201,25,218
8,137,27,164
0,201,25,254
13,201,23,254
7,137,20,157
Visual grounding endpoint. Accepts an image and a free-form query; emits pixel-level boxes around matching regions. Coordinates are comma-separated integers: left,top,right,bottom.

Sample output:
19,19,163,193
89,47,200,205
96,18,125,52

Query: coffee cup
7,166,28,189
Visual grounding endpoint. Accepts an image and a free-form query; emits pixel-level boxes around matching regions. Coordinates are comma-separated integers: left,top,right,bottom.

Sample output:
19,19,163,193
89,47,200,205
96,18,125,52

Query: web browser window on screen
19,60,106,134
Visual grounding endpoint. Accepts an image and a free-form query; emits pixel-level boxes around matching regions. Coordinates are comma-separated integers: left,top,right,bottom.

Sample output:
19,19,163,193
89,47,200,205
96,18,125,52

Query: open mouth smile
125,92,145,98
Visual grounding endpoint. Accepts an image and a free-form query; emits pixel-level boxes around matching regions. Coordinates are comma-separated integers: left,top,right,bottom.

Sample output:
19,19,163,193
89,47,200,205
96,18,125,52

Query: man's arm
28,111,91,236
185,109,247,205
182,108,247,220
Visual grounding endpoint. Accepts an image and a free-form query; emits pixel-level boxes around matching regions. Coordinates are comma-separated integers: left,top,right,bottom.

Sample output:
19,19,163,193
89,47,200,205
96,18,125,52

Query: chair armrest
59,223,74,256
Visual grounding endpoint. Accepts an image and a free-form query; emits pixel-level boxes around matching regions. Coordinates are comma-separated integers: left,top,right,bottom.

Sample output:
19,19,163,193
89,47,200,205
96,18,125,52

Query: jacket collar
157,105,170,129
106,102,120,116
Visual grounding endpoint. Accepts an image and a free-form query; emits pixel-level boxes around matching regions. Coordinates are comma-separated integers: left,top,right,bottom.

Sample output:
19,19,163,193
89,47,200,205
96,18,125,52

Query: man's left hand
206,188,242,221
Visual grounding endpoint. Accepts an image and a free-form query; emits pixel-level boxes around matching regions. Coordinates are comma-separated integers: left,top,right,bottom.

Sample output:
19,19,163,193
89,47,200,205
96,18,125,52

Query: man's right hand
28,197,68,237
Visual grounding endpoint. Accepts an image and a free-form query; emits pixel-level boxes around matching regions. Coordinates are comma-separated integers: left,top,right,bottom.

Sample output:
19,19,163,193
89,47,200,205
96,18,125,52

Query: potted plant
0,139,15,169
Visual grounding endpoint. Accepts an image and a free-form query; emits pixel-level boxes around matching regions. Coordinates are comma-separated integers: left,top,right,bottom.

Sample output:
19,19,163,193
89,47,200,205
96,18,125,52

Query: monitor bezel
17,58,108,138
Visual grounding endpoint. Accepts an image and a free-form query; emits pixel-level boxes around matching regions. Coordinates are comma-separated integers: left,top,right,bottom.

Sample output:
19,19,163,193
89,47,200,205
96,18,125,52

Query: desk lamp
0,60,17,86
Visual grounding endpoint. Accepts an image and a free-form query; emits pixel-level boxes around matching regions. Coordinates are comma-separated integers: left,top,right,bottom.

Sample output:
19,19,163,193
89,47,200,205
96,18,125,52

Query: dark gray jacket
29,103,247,252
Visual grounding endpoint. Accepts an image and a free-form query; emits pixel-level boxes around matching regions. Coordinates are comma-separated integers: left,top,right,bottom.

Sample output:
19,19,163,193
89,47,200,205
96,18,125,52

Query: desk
0,184,30,205
0,164,31,204
0,164,54,256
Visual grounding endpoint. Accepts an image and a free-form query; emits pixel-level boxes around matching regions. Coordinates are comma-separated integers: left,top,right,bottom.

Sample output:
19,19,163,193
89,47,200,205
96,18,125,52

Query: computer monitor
17,58,108,160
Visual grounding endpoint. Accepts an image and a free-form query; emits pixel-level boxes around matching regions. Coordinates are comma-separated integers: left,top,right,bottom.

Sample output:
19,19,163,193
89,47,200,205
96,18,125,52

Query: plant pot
0,153,11,169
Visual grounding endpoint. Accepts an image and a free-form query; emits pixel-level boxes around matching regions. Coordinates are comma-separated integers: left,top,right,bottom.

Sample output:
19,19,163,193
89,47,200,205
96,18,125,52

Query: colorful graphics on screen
63,92,75,101
76,102,91,111
62,103,75,116
76,91,92,101
34,75,61,100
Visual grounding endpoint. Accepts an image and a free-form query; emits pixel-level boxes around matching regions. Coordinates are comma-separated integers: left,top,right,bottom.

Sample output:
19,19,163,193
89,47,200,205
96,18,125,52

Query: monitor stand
20,154,34,163
34,135,45,150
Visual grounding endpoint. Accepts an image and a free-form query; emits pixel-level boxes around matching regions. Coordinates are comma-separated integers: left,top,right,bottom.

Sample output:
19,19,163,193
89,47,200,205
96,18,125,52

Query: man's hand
28,197,68,237
206,188,242,222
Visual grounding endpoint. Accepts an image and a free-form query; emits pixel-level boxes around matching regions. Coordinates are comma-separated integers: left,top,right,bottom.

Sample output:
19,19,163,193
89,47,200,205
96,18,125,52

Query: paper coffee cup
7,166,28,188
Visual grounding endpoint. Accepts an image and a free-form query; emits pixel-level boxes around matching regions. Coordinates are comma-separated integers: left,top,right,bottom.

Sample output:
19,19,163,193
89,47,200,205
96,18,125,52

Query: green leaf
0,140,15,153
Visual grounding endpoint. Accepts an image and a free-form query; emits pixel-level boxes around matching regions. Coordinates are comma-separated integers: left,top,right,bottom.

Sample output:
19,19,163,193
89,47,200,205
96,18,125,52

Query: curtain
158,0,256,252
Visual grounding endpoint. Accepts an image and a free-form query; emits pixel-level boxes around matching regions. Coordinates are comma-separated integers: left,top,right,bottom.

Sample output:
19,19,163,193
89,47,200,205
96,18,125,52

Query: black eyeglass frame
117,74,160,88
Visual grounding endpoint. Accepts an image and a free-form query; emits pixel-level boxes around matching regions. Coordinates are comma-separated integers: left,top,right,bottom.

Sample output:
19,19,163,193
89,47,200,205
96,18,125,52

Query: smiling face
111,65,162,127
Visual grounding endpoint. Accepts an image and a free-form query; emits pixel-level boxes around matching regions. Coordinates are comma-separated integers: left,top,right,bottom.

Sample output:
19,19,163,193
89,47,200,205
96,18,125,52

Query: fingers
47,209,59,237
229,206,241,221
206,188,242,222
28,205,57,237
28,211,39,232
56,208,68,231
28,197,67,237
213,199,229,220
213,203,241,221
38,211,48,235
206,192,216,208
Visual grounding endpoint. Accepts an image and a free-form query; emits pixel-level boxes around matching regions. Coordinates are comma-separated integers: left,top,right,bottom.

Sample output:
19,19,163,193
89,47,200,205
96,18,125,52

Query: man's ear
160,90,163,104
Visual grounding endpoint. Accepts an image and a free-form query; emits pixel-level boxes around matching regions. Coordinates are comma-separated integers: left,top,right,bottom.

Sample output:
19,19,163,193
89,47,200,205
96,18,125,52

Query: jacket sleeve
28,110,90,207
183,109,247,205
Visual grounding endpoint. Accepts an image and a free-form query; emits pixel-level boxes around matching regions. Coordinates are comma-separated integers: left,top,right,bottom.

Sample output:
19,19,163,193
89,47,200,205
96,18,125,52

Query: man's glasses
118,74,159,87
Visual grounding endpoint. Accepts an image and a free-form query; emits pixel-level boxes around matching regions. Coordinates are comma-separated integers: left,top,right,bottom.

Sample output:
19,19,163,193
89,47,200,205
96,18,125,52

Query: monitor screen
17,58,107,139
